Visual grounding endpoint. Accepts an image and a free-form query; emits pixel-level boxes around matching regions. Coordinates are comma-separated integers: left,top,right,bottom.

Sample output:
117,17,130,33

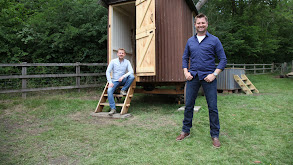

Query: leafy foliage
199,0,293,63
1,0,292,64
0,0,108,63
0,0,29,63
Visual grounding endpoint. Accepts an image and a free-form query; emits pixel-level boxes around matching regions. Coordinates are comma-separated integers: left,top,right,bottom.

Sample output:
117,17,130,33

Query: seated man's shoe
212,137,221,148
176,132,190,141
108,109,116,116
120,90,127,95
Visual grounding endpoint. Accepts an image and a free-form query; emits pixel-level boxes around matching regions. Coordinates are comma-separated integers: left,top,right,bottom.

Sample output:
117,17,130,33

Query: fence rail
226,62,292,74
225,63,274,74
0,62,291,97
0,62,107,98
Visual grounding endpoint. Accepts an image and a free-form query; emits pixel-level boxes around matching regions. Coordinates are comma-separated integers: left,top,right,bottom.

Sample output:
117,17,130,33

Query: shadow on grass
125,94,187,115
132,93,181,104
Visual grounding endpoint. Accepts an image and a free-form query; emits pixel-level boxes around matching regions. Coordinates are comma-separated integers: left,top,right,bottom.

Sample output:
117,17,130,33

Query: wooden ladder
233,74,259,94
94,80,136,115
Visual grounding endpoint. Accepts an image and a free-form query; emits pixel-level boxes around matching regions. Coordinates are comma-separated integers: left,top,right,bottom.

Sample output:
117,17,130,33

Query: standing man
176,13,227,148
106,48,135,116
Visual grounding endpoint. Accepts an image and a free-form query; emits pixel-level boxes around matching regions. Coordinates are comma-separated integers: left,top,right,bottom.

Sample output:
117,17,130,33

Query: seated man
106,48,135,116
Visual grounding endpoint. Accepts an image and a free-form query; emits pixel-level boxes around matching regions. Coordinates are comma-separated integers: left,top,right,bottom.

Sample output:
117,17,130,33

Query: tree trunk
196,0,208,11
231,0,237,16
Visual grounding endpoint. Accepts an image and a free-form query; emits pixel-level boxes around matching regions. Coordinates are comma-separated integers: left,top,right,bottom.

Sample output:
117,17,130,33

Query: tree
273,0,293,62
1,0,108,63
197,0,293,63
196,0,209,11
18,0,108,63
0,0,30,63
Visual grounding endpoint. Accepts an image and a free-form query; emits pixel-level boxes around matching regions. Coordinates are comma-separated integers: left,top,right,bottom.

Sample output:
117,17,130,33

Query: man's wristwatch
213,72,218,76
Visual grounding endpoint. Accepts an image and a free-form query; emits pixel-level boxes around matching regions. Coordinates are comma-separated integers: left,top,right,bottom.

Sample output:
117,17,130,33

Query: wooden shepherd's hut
100,0,198,97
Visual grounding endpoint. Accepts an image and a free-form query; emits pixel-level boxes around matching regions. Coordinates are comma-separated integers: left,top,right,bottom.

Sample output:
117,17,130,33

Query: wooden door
135,0,156,76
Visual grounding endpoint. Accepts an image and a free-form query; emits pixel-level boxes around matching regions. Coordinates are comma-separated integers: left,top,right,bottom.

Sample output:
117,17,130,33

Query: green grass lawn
0,74,292,165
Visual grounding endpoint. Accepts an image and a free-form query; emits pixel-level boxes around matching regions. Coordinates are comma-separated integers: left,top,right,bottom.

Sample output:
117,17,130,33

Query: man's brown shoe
212,137,221,148
176,132,190,141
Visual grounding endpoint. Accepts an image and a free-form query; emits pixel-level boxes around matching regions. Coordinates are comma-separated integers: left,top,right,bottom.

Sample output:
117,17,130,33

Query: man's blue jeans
182,75,220,138
107,74,135,110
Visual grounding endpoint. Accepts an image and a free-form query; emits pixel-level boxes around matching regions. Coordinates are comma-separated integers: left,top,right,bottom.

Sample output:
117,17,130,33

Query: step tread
106,86,136,89
100,102,130,107
104,94,133,97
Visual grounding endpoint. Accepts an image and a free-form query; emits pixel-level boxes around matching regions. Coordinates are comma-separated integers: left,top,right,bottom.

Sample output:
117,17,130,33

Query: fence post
76,62,81,92
284,62,287,74
263,64,265,74
254,64,256,74
281,63,284,75
22,62,27,99
271,63,274,73
281,62,287,76
291,60,293,72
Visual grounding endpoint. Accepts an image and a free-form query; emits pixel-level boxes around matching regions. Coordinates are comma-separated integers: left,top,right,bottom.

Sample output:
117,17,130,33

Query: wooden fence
225,63,274,74
0,62,107,98
225,62,292,75
0,62,290,97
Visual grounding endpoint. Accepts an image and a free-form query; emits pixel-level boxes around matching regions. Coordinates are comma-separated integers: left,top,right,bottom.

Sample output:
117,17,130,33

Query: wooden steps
233,74,259,95
94,80,136,115
99,102,130,107
104,94,133,97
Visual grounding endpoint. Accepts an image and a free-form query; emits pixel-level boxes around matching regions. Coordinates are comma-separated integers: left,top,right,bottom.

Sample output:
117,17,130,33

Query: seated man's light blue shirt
106,58,134,84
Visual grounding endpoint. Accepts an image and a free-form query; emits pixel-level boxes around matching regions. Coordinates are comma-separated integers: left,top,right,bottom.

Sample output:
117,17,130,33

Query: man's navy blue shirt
182,32,227,80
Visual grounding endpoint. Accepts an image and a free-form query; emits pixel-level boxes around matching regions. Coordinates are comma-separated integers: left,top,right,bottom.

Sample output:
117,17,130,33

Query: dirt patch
49,156,79,165
0,99,14,104
69,111,86,122
3,104,25,115
1,115,51,138
125,115,178,129
69,111,119,126
65,93,100,101
1,103,52,139
83,112,178,129
25,124,52,136
69,110,178,129
0,104,28,134
79,95,99,100
77,93,100,101
0,118,21,135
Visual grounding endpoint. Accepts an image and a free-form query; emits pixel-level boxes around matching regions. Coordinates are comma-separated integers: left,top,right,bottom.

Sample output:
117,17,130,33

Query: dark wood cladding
139,0,194,83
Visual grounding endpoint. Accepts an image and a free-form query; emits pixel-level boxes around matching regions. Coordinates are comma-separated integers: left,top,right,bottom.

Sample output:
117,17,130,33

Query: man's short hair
195,13,208,23
118,48,126,53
